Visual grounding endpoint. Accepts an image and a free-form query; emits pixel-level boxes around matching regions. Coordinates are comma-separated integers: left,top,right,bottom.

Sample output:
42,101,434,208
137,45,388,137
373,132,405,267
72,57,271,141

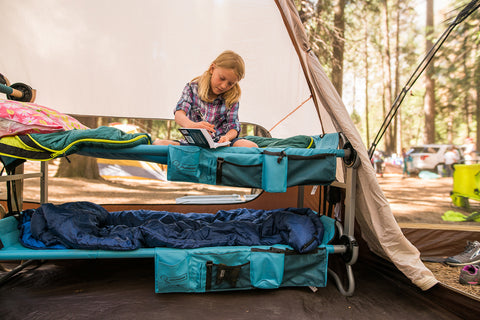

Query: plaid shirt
174,82,241,139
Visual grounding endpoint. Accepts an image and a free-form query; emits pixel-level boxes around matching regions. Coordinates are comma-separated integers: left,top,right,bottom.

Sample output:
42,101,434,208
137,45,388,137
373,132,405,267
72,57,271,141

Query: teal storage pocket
167,145,202,182
250,248,285,289
282,247,328,287
287,153,336,186
167,145,216,184
192,248,252,291
262,151,288,192
155,248,194,293
156,247,253,293
204,260,251,291
155,245,329,293
216,157,263,188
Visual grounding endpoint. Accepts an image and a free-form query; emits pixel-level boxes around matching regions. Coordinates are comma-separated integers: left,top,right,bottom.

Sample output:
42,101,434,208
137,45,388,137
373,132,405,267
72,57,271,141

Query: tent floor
0,258,472,320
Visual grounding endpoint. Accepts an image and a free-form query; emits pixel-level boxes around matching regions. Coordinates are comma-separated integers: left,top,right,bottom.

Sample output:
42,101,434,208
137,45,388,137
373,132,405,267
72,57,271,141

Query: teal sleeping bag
0,126,151,161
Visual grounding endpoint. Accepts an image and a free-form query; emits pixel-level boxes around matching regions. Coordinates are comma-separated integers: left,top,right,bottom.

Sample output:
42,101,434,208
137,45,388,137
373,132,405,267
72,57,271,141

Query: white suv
408,144,463,174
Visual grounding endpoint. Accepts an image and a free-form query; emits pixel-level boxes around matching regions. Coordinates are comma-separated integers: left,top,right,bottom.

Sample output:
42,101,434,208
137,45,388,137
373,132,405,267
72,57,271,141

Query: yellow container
451,163,480,208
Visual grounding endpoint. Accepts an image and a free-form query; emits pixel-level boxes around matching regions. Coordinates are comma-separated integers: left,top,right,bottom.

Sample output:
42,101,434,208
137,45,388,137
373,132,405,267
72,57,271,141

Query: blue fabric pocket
155,248,193,293
282,247,328,287
250,248,285,289
167,145,216,184
262,152,288,192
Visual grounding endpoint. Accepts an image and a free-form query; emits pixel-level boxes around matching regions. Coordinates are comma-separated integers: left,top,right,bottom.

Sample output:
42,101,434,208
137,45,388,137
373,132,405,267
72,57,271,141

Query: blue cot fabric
19,202,324,253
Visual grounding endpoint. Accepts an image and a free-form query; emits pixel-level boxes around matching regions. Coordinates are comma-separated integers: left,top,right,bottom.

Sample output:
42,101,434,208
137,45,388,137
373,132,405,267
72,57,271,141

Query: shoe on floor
445,241,480,266
459,264,480,285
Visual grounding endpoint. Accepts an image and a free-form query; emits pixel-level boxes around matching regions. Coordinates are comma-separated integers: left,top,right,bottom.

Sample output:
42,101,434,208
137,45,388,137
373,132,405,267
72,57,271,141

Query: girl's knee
153,139,180,146
232,139,258,148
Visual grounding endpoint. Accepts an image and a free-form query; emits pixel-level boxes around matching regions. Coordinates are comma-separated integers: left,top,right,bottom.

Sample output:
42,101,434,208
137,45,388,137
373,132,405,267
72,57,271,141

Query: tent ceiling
1,0,323,138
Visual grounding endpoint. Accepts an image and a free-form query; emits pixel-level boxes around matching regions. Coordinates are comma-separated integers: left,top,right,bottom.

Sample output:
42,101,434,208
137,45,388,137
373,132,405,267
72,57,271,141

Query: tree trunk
364,20,370,147
423,0,436,144
475,42,480,151
136,119,153,135
331,0,346,97
382,0,394,155
54,115,101,180
54,154,101,179
463,37,471,138
166,120,172,139
394,0,402,154
447,104,454,144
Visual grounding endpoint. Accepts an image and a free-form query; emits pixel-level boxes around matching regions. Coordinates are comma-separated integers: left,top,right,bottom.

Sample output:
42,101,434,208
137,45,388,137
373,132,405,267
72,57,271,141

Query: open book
178,128,230,149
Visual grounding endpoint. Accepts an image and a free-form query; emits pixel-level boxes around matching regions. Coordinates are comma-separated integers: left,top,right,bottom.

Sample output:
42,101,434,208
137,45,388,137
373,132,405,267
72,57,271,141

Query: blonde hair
192,50,245,107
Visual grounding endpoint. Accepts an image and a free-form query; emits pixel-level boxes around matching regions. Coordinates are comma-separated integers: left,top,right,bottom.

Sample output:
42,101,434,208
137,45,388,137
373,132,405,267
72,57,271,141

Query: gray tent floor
0,258,467,320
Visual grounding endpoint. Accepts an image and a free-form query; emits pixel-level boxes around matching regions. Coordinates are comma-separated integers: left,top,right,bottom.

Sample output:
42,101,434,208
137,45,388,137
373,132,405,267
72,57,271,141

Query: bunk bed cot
0,127,360,295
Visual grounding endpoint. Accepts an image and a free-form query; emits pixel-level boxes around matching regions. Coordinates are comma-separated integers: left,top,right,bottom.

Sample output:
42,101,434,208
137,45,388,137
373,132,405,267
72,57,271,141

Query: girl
154,50,257,148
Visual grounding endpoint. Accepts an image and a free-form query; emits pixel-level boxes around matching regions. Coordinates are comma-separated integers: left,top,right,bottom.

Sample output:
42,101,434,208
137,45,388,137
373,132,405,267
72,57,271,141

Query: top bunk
0,121,355,192
0,125,357,193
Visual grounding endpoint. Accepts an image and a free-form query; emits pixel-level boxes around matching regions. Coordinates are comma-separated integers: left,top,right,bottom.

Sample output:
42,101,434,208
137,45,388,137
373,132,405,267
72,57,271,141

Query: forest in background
296,0,480,156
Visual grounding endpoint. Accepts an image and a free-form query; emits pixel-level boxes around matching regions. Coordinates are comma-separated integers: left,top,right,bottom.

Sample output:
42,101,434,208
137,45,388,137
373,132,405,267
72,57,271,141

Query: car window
411,147,425,153
411,147,439,153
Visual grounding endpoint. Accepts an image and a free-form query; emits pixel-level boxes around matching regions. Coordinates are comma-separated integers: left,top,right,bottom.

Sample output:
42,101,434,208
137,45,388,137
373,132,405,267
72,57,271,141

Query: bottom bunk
0,203,356,294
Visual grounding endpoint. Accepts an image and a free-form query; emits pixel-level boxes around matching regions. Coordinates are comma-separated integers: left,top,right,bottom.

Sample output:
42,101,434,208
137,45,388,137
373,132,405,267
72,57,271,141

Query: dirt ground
1,160,255,205
1,160,479,298
378,166,480,226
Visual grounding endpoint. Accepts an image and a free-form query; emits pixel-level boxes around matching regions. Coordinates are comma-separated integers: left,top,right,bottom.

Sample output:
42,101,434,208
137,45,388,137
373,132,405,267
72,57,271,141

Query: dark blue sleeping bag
19,202,324,253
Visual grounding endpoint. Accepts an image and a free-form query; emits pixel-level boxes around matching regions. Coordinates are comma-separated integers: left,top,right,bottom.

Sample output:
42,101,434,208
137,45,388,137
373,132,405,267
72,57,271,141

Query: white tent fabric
1,0,323,138
0,0,437,290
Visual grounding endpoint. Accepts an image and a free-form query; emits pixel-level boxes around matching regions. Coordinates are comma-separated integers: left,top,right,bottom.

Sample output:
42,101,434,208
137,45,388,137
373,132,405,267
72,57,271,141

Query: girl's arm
174,110,215,133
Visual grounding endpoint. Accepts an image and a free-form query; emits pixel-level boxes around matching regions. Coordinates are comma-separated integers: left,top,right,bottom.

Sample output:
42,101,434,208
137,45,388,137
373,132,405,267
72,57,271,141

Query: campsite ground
379,163,478,226
1,160,479,298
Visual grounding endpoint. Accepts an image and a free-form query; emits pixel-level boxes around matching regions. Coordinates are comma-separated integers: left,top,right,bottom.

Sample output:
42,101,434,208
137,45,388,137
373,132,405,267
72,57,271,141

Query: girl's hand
175,111,215,133
218,136,230,144
194,121,215,133
218,129,238,144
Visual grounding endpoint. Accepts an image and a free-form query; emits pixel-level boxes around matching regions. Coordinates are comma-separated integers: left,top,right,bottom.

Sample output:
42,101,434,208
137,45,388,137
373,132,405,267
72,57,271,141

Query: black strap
322,186,327,215
216,158,224,185
5,175,20,218
205,261,213,291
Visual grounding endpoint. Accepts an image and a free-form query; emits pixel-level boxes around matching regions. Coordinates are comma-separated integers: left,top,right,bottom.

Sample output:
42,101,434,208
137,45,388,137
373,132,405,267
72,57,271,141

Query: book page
179,128,229,148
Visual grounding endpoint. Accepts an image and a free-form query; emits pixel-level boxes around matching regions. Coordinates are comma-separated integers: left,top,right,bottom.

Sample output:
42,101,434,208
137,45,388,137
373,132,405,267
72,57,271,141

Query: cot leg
329,220,358,297
40,161,49,204
0,260,43,286
328,265,355,297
